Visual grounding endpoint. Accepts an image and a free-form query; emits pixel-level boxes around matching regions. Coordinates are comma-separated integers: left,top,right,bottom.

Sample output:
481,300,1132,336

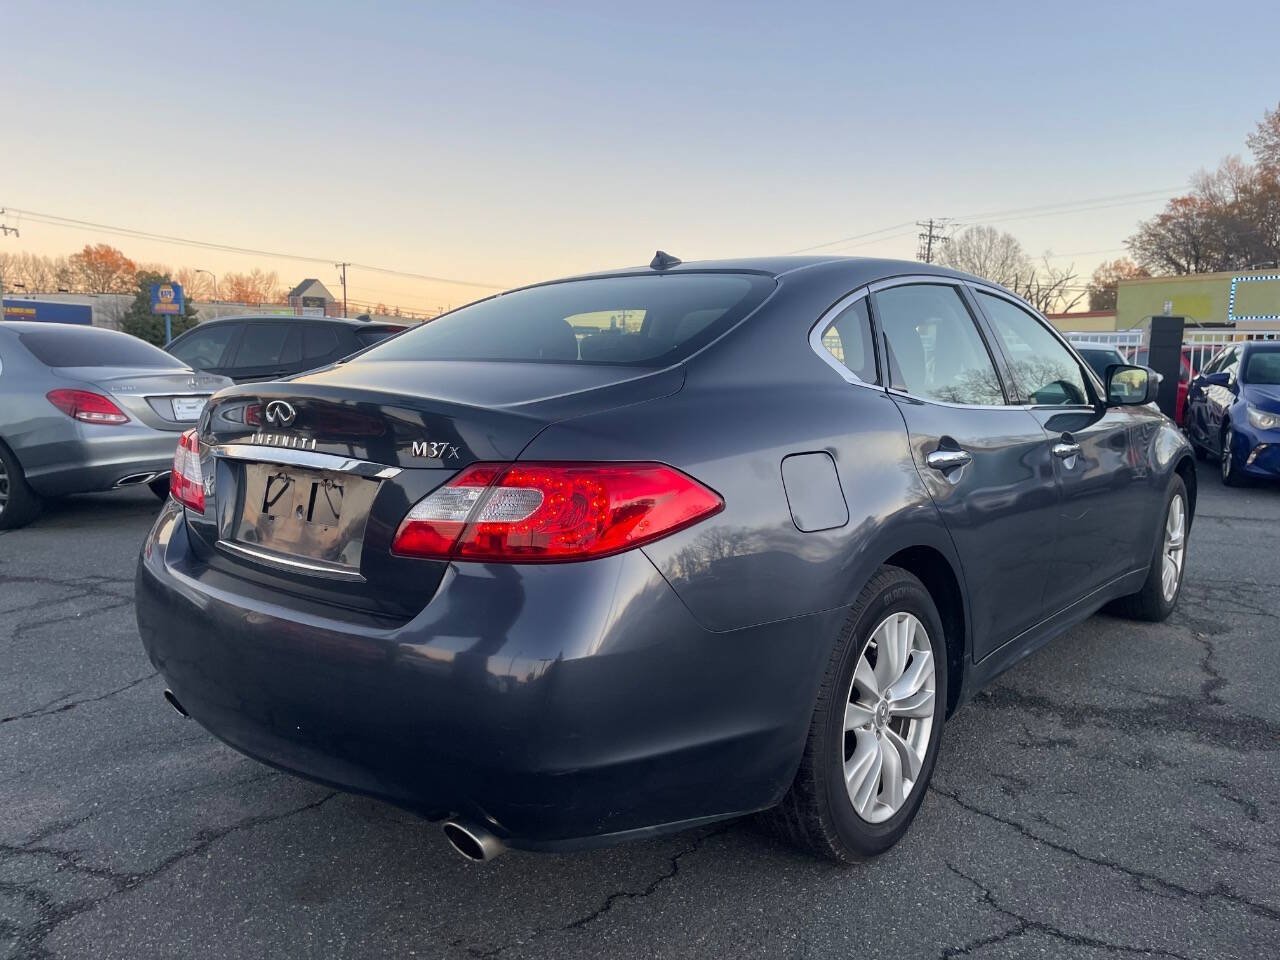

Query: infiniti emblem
264,400,297,426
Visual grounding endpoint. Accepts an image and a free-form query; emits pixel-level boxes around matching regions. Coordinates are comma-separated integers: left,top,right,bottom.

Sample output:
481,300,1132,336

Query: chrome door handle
1052,441,1082,459
925,448,972,471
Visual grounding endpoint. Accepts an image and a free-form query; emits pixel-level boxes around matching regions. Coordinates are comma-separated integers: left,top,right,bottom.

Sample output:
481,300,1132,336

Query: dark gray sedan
0,322,231,528
135,256,1193,863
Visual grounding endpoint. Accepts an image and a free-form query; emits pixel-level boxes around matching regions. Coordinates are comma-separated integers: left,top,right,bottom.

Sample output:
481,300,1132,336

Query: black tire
0,442,43,530
1220,424,1245,487
765,565,948,863
1109,474,1189,622
148,474,171,501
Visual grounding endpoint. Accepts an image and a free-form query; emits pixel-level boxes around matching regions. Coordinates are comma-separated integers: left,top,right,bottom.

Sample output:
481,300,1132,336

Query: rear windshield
356,274,775,366
19,326,181,368
1245,348,1280,384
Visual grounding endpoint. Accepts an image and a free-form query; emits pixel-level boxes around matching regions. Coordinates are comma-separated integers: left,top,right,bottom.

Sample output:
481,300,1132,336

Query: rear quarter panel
519,270,963,636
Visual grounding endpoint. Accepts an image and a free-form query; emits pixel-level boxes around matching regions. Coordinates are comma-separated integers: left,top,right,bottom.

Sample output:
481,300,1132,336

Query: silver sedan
0,322,232,529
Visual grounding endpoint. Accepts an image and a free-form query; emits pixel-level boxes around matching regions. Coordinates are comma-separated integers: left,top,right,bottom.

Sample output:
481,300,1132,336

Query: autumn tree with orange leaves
68,243,137,293
1087,258,1150,311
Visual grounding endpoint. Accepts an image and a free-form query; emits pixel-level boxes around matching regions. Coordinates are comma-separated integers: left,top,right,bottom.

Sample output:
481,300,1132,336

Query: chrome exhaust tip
114,472,157,488
442,819,505,862
163,689,189,718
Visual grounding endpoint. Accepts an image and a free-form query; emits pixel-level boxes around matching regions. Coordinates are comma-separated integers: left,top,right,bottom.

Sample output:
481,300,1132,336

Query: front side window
977,292,1089,406
1222,347,1242,379
874,284,1004,405
357,274,774,367
817,297,878,384
170,324,237,370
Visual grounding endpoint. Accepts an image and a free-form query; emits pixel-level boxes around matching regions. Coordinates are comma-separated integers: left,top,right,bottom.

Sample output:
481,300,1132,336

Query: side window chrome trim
885,387,1033,412
807,288,882,390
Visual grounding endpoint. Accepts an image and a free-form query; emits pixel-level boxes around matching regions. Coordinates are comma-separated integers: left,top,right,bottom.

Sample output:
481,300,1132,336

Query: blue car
1185,341,1280,485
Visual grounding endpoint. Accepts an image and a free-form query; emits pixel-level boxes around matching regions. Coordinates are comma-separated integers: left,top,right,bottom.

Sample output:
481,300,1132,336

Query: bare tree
1010,257,1086,314
1247,100,1280,173
935,226,1030,287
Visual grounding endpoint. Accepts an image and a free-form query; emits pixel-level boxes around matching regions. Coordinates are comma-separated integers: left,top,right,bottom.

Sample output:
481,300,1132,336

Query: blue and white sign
150,282,185,316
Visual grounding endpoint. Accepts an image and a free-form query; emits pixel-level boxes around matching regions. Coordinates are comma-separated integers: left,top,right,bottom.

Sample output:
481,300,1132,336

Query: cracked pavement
2,466,1278,959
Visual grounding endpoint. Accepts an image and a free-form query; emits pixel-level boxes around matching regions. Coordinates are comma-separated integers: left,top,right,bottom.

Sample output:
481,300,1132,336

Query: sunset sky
3,0,1279,315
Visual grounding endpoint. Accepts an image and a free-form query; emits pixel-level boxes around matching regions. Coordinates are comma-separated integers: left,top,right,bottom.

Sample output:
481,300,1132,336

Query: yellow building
1115,268,1280,331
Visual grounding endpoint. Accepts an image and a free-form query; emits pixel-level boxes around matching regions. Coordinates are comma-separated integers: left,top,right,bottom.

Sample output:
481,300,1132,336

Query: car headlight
1247,405,1280,431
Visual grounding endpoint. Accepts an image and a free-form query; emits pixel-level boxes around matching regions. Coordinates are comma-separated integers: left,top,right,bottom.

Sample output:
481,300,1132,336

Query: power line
0,206,511,290
786,187,1182,258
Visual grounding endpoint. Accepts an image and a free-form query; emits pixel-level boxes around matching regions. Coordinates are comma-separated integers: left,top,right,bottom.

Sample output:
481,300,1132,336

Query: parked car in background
1185,341,1280,485
1073,342,1127,383
1130,346,1196,424
137,256,1194,864
165,315,407,384
0,322,231,529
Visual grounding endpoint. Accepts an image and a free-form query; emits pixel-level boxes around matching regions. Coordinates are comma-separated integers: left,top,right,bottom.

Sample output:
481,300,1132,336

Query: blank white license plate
172,396,209,421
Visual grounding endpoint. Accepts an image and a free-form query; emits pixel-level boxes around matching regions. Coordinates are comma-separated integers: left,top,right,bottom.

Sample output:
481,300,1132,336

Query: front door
871,280,1060,661
971,288,1153,611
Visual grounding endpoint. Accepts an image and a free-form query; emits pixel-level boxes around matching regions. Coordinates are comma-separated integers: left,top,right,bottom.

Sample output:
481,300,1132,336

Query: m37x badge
411,441,460,460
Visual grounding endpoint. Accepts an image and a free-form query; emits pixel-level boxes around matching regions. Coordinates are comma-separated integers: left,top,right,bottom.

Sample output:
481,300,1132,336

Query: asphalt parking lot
2,464,1278,960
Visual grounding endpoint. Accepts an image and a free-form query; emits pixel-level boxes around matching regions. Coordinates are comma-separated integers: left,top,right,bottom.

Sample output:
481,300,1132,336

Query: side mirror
1200,371,1231,387
1106,364,1158,406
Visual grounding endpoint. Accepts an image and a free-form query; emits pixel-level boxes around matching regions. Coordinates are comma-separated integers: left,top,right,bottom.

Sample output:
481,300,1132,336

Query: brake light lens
392,462,723,562
171,429,205,512
46,389,130,425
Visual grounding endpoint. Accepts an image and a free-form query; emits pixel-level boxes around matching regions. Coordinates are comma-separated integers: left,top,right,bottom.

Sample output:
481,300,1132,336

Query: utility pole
335,262,350,317
0,209,19,301
916,218,950,264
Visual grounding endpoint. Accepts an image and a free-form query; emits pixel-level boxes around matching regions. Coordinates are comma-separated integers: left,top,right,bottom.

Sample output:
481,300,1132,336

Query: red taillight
171,429,205,512
46,389,129,425
392,462,723,562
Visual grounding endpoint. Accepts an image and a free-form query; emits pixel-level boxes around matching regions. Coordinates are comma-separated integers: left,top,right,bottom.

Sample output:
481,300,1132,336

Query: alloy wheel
1221,428,1234,481
1161,493,1187,603
842,611,935,823
0,456,8,517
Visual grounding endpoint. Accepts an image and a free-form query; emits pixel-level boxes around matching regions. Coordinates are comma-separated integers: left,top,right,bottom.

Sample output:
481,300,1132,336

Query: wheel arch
1174,454,1197,527
881,543,967,717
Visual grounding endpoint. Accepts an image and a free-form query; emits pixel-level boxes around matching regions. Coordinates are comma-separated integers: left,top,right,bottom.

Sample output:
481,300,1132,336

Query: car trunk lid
183,359,684,618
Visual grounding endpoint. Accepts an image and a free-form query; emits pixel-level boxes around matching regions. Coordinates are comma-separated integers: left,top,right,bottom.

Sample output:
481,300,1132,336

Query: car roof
531,255,977,289
190,315,403,328
0,321,138,338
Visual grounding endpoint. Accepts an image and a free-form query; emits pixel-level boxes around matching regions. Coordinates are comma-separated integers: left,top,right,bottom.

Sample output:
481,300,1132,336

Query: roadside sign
151,282,185,315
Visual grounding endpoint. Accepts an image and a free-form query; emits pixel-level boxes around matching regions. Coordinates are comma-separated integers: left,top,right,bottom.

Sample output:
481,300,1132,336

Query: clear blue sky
3,0,1278,313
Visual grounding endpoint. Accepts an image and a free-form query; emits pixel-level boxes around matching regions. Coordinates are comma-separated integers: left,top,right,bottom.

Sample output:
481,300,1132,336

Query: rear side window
19,327,179,368
874,284,1005,405
233,323,299,368
357,274,774,366
817,297,878,384
303,325,341,361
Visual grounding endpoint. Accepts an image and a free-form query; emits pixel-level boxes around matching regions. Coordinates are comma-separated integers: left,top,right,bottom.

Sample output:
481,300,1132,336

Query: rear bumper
23,422,178,496
135,502,837,849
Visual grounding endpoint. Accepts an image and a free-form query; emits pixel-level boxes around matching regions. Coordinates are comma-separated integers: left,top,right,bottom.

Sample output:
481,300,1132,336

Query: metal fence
1065,328,1280,374
1064,331,1145,350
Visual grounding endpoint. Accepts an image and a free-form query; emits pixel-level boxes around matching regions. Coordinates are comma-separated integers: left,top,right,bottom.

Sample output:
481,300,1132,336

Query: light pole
194,269,218,300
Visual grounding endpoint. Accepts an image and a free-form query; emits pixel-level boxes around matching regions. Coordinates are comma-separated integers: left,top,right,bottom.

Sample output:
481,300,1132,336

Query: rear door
972,287,1153,609
870,278,1060,660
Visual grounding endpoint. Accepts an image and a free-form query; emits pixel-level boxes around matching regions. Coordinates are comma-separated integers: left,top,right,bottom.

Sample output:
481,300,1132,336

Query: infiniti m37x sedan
136,256,1194,863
